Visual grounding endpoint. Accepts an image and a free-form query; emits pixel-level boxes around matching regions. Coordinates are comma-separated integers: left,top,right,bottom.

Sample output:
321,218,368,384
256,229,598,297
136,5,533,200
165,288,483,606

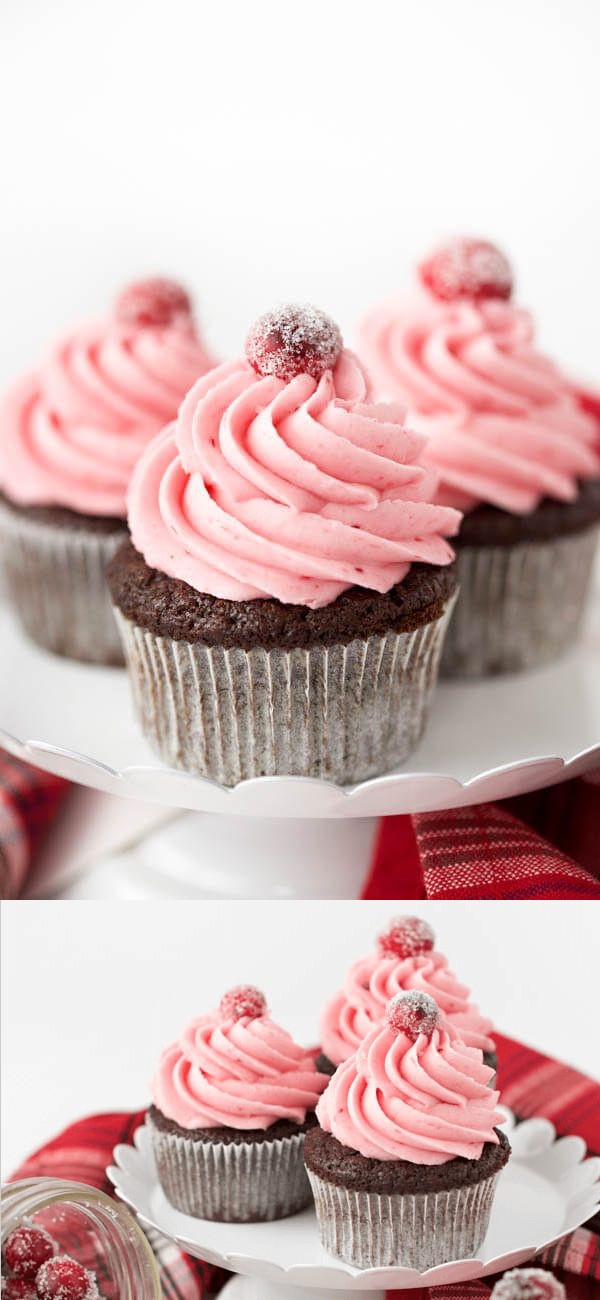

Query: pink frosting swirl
127,350,460,609
320,949,495,1065
316,1016,503,1162
151,1008,329,1130
359,290,599,514
0,318,215,517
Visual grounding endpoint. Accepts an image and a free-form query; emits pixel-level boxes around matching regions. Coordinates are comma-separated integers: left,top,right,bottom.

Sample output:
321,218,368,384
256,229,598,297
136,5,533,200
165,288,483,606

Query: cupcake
107,303,461,784
359,239,600,675
148,984,329,1222
304,990,510,1270
0,278,215,663
317,914,497,1076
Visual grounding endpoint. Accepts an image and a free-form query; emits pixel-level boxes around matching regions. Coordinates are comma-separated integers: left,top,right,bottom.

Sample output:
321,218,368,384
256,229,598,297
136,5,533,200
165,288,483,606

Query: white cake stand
107,1113,600,1297
2,569,599,896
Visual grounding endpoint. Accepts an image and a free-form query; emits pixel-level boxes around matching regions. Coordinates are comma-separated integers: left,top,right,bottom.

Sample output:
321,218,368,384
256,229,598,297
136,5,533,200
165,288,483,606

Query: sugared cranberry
490,1269,566,1300
419,238,513,302
2,1281,39,1299
34,1257,92,1300
378,915,435,959
115,277,192,328
386,990,440,1040
3,1228,54,1280
245,304,343,383
219,985,267,1022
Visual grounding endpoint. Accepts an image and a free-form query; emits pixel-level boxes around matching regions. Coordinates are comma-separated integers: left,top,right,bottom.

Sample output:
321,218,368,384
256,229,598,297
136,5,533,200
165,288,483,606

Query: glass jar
1,1179,162,1299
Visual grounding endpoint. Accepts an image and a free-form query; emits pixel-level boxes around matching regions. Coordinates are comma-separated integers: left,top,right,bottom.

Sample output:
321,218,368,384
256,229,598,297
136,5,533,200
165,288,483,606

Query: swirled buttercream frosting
127,306,461,609
359,278,599,514
320,916,494,1064
316,993,503,1163
0,282,215,517
151,989,329,1130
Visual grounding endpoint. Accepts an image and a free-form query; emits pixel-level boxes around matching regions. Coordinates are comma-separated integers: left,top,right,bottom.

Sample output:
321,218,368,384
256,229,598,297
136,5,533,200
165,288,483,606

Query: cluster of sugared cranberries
2,1227,98,1300
219,984,267,1022
386,990,440,1040
378,915,435,959
115,276,192,328
245,304,343,383
490,1269,565,1300
419,237,513,303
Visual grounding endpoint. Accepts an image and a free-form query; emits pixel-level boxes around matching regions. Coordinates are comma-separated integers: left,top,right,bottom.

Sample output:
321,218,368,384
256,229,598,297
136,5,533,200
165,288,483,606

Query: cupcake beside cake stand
107,1111,600,1295
1,560,599,897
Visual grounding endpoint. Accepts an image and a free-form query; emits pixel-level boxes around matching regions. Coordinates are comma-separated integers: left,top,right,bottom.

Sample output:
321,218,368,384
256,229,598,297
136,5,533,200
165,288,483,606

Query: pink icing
0,318,215,517
127,349,460,608
320,948,495,1065
151,1007,329,1130
316,1015,503,1162
359,288,599,514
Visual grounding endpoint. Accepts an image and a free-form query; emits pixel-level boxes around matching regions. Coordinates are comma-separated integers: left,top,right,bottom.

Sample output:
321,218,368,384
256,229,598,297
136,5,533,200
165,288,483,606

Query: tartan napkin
362,772,600,900
9,1034,599,1299
0,749,70,899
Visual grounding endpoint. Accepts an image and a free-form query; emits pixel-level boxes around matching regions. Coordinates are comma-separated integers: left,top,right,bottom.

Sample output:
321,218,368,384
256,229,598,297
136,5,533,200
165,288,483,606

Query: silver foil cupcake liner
113,592,456,785
0,499,126,665
148,1118,312,1222
306,1167,502,1270
442,525,599,677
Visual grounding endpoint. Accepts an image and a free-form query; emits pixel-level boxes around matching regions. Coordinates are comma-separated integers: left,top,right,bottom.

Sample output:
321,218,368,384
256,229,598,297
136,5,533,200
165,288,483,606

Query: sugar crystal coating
419,238,513,302
34,1256,97,1300
219,985,267,1022
245,304,343,382
3,1227,55,1280
386,990,440,1039
378,915,435,959
115,277,192,328
490,1268,566,1300
3,1280,39,1298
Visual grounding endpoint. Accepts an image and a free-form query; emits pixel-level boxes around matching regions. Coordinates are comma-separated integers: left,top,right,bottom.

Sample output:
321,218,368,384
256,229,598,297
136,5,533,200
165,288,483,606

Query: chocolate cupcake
305,991,510,1270
0,278,214,663
108,304,460,783
359,239,600,676
148,984,329,1222
317,914,497,1077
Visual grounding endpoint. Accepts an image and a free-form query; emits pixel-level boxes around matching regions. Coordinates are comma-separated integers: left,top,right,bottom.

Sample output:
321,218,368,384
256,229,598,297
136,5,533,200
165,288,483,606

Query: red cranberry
34,1256,92,1300
419,238,513,302
3,1227,54,1279
491,1268,566,1300
219,985,267,1022
2,1281,39,1299
386,990,440,1040
245,304,342,382
378,915,435,959
115,277,192,327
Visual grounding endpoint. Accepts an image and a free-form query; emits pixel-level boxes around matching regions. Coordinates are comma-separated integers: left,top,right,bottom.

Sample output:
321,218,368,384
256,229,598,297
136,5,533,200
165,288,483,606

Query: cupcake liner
148,1118,312,1222
306,1166,502,1270
113,591,456,785
442,525,599,677
0,499,126,664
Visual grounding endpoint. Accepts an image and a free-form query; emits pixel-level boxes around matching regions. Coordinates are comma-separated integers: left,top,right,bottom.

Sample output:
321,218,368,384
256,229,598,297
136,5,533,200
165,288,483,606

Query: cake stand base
220,1278,383,1300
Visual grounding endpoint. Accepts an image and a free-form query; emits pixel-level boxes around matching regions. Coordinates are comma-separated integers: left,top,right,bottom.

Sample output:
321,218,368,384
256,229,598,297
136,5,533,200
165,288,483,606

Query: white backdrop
1,0,599,386
2,900,598,1178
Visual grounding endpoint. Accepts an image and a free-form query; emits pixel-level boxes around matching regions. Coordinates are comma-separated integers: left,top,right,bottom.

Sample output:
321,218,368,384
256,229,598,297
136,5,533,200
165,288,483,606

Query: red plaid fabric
10,1035,599,1300
0,749,70,899
362,771,600,900
9,1109,227,1300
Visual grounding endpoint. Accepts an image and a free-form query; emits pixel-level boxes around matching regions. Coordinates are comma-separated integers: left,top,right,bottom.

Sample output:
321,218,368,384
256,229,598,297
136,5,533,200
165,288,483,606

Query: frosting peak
359,284,599,515
127,334,461,609
316,1011,503,1163
319,929,495,1065
0,294,215,518
152,999,328,1131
